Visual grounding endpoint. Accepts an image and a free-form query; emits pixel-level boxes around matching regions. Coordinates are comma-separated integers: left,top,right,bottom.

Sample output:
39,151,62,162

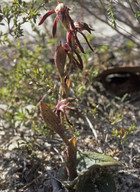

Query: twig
133,0,140,23
75,0,140,46
85,115,98,140
97,65,140,80
0,107,15,116
18,174,45,191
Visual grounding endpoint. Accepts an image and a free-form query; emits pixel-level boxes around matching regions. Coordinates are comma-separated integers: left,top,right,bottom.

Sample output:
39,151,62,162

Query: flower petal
79,31,94,52
52,15,59,37
67,31,73,46
53,97,75,126
74,32,85,53
74,49,83,70
54,97,75,125
68,15,75,31
73,56,83,70
82,22,94,33
38,10,55,25
74,21,94,33
63,109,73,125
55,97,75,112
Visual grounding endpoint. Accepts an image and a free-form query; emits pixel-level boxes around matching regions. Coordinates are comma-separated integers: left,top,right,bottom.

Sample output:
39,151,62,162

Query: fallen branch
97,65,140,80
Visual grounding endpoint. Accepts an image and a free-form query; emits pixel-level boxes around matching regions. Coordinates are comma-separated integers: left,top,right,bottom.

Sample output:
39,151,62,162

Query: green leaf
77,151,120,172
134,11,140,19
58,151,119,181
76,152,119,191
57,151,119,191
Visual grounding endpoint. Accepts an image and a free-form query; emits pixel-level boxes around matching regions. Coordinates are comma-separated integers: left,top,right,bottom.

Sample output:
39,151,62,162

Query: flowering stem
66,137,77,181
39,2,95,182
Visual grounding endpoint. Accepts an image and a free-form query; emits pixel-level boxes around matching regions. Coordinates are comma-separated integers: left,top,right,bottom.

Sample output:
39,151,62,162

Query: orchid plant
39,2,119,191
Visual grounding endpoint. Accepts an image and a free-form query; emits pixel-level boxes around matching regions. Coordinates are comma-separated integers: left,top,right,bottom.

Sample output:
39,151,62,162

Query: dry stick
18,174,45,191
76,1,140,46
133,0,140,12
127,0,137,15
111,0,140,31
102,2,140,41
118,0,140,27
115,16,140,34
133,0,140,23
99,0,108,19
80,0,84,21
102,0,139,30
0,107,15,116
97,65,140,79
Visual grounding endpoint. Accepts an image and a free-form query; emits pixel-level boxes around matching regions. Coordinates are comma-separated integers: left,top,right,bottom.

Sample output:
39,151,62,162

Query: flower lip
74,21,94,33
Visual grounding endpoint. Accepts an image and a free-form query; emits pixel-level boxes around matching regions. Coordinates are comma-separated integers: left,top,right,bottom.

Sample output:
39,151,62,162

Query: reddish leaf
40,101,69,144
55,44,66,77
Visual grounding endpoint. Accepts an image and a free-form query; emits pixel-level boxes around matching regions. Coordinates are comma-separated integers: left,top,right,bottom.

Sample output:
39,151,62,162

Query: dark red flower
63,43,83,70
39,3,94,52
53,97,75,125
39,2,71,37
74,21,94,33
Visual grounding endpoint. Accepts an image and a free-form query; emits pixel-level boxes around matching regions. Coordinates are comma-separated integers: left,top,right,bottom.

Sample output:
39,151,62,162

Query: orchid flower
73,21,94,52
62,43,83,70
39,3,72,36
38,2,94,53
53,97,75,125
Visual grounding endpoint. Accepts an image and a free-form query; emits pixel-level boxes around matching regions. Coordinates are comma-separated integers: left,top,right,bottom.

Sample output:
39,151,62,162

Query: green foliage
0,0,41,41
134,11,140,19
106,94,128,125
125,40,136,50
112,123,136,145
58,151,119,191
98,45,109,53
107,1,116,29
0,38,58,132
